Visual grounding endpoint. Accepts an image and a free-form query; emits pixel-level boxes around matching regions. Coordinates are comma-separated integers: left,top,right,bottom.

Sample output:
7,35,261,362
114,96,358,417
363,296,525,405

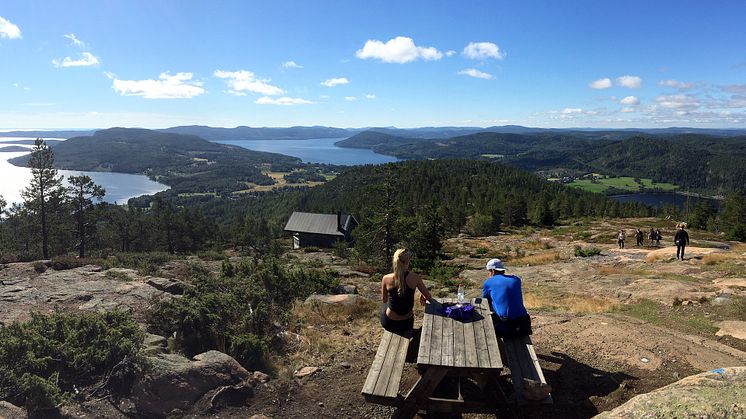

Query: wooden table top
417,298,503,369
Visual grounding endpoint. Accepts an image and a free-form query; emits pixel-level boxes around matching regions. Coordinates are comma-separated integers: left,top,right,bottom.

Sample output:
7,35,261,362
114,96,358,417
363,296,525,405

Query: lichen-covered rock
131,350,252,417
595,367,746,418
145,277,186,295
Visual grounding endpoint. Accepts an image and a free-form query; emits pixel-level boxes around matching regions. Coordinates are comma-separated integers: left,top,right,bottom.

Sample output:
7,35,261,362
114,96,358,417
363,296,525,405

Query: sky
1,0,745,129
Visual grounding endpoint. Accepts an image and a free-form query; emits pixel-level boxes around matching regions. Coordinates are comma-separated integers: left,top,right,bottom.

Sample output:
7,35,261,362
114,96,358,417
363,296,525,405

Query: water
610,192,721,210
0,138,169,205
213,137,398,165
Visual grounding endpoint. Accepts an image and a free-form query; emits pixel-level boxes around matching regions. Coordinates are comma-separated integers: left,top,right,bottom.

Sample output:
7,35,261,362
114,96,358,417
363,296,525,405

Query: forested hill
206,160,652,250
9,128,300,194
336,131,746,195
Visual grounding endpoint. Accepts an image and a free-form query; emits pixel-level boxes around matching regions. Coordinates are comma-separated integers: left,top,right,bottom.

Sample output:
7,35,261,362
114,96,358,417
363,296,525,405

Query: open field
568,176,679,193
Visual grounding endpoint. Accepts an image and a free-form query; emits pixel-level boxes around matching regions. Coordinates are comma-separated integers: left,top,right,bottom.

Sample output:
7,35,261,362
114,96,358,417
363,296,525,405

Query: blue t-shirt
482,273,528,320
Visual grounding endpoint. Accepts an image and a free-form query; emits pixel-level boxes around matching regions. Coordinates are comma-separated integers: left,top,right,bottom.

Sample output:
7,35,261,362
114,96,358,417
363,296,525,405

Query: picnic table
363,297,511,418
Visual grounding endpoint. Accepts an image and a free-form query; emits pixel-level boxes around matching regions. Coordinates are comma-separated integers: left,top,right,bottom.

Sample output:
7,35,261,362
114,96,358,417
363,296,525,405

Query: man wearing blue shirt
482,258,532,337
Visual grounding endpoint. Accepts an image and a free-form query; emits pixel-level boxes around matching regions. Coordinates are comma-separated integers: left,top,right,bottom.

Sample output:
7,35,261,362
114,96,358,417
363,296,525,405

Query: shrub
333,241,349,259
104,269,132,281
428,260,463,291
303,246,321,253
50,255,87,270
32,261,47,274
574,246,602,257
0,310,144,413
148,257,338,370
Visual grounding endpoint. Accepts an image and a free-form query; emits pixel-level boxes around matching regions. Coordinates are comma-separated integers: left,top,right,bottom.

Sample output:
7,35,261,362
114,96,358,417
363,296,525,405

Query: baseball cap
486,258,505,271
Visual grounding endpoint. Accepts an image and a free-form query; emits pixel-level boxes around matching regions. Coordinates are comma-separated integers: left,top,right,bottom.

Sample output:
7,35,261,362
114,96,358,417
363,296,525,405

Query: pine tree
22,138,65,259
67,175,105,258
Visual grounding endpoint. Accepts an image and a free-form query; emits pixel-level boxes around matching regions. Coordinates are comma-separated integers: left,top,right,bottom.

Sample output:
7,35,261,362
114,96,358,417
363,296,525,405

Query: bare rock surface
0,401,27,419
304,293,368,306
594,367,746,418
716,321,746,340
0,263,174,323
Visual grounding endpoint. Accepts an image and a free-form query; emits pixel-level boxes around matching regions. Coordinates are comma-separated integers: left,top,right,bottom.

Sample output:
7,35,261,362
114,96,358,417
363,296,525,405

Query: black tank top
387,272,415,315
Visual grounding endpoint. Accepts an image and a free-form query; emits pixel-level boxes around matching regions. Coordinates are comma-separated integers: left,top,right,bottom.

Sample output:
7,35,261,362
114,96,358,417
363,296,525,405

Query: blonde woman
380,249,434,335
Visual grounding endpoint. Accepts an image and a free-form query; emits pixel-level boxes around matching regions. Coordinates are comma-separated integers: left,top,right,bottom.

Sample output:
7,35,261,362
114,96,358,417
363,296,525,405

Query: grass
701,252,739,265
512,251,562,266
523,291,619,313
617,298,729,336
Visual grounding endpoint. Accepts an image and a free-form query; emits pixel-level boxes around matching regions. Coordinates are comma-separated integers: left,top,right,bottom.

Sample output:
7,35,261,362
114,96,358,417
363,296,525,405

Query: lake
611,192,721,210
0,138,169,205
213,137,398,165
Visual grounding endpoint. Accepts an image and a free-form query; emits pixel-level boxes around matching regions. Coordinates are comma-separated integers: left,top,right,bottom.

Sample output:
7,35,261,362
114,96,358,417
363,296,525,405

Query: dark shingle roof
284,212,347,236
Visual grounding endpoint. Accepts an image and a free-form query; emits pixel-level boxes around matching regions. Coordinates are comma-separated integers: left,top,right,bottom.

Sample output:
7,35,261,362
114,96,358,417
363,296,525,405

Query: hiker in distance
483,258,532,338
674,223,690,261
618,229,626,249
380,248,435,335
635,228,644,246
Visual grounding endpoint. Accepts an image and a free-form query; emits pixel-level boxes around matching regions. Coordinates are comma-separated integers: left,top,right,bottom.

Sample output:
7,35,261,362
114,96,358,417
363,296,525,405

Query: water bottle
457,284,465,304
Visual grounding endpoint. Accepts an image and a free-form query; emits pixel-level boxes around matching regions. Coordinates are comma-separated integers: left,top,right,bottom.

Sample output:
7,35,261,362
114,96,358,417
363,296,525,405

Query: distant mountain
159,125,357,141
334,130,427,148
0,130,95,139
0,146,30,152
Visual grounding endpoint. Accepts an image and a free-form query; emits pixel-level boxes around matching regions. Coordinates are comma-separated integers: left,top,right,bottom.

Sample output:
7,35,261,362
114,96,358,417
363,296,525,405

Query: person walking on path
655,228,662,246
635,228,644,246
649,228,655,246
674,223,690,260
483,258,531,338
618,229,626,249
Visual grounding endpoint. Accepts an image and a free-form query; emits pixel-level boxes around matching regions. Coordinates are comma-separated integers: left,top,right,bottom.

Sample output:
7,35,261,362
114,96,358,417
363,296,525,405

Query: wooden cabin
283,211,358,249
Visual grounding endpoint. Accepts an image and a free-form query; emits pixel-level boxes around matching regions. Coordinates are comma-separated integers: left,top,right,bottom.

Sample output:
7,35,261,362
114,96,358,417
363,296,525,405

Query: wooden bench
499,335,553,404
361,330,412,406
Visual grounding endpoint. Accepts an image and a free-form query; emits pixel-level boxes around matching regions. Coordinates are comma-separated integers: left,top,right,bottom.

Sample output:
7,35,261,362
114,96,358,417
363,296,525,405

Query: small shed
284,211,358,249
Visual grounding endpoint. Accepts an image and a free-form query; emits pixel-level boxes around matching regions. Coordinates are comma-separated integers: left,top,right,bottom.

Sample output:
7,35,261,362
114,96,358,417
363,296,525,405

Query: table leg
392,366,448,419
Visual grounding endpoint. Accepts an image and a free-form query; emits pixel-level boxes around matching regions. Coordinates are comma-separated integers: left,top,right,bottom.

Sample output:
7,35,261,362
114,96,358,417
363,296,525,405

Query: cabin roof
283,211,356,236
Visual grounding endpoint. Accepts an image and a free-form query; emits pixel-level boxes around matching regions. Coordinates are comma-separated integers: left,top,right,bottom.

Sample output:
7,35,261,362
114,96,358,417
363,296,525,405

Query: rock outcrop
131,350,253,417
0,401,26,419
595,367,746,418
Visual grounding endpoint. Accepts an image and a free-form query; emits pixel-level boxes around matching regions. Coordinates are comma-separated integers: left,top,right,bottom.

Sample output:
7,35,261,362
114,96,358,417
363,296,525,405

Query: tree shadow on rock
518,351,637,419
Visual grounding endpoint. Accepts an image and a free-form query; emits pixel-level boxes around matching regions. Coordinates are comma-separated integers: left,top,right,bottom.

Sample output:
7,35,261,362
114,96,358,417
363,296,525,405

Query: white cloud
282,60,303,69
255,96,312,106
52,52,100,68
620,95,640,105
617,75,642,88
321,77,350,87
356,36,443,63
344,96,357,101
64,33,85,47
462,42,505,60
656,94,699,110
111,72,205,99
589,78,612,89
721,84,746,94
659,79,693,89
0,16,21,39
458,68,494,80
620,107,636,113
561,108,583,114
214,70,284,96
445,50,456,57
365,94,376,99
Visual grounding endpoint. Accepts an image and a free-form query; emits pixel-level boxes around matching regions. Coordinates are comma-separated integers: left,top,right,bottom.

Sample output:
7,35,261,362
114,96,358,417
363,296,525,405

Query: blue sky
1,0,745,129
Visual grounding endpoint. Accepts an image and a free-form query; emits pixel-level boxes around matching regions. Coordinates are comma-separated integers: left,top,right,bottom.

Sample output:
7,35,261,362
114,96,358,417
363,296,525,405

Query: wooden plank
453,304,466,368
429,304,444,365
383,334,411,398
523,335,548,384
362,330,393,395
472,303,491,368
417,301,436,364
373,334,406,397
463,306,478,368
393,367,448,419
502,337,526,401
481,308,503,369
441,310,455,367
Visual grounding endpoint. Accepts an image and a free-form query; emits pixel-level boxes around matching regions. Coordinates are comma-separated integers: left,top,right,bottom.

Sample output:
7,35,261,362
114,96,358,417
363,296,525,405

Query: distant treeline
338,131,746,196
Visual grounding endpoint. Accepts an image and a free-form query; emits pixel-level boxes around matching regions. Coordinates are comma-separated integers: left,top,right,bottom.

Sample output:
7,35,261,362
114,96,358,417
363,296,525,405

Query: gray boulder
145,277,186,295
595,367,746,418
131,350,252,417
335,284,358,294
